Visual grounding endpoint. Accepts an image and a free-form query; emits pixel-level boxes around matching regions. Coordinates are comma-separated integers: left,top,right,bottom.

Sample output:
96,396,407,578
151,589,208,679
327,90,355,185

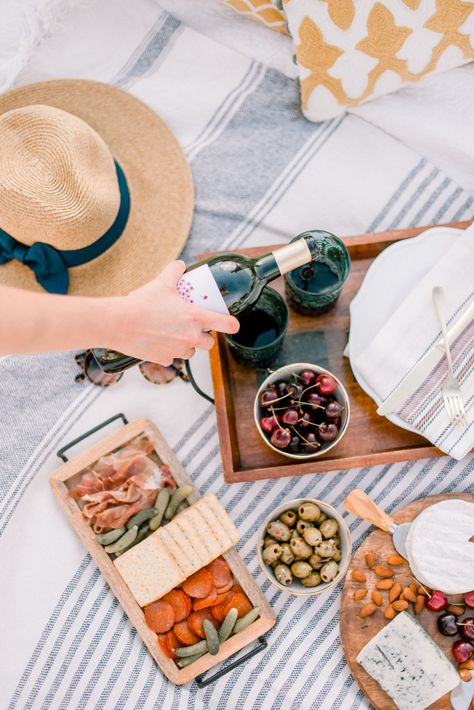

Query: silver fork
432,286,468,427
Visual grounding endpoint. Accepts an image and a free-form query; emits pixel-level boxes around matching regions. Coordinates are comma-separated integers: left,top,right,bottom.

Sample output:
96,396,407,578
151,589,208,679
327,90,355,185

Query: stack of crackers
114,494,239,607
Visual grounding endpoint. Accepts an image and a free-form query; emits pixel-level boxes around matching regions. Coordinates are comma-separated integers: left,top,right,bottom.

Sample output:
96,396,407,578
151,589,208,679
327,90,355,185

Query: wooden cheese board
340,492,474,710
207,220,472,483
50,414,275,686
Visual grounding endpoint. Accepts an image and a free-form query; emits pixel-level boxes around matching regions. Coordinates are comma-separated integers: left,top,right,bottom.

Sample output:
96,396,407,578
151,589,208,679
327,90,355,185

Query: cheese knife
450,674,474,710
344,489,410,558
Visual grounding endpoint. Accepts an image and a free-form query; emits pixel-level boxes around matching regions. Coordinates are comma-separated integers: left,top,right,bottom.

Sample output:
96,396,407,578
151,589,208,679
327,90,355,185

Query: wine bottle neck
255,237,314,282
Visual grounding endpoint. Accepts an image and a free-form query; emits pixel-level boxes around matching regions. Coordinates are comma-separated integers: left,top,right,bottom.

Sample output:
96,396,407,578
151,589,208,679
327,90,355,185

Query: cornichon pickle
95,527,126,545
104,525,138,554
176,652,206,668
233,607,260,634
218,608,238,643
175,639,208,658
164,484,193,520
126,507,156,530
203,619,220,655
114,524,150,557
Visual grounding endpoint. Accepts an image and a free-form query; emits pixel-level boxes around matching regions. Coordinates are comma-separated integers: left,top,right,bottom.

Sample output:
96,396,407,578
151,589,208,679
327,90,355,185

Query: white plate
348,227,464,433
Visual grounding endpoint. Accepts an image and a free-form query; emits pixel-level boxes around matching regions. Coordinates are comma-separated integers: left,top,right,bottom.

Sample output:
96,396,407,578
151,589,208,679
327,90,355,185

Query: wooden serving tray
208,221,471,483
340,492,474,710
49,416,275,685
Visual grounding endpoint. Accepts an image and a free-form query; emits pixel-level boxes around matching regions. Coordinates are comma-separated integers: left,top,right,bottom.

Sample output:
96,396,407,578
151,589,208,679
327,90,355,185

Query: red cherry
305,392,326,409
464,591,474,609
260,415,280,433
452,639,474,663
300,369,316,387
282,408,299,426
426,590,448,612
270,428,291,449
461,617,474,642
316,374,337,395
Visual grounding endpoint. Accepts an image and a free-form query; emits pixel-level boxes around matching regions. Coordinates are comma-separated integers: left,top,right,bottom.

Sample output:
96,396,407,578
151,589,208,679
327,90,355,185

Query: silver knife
450,674,474,710
377,302,473,416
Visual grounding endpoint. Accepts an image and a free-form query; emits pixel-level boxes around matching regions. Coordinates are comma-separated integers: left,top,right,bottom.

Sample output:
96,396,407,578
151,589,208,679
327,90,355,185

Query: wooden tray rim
49,417,275,685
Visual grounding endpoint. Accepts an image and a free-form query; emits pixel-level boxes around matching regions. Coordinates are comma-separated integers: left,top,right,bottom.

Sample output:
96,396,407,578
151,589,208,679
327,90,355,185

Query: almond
364,551,375,569
376,579,394,590
384,604,396,620
359,603,376,618
371,591,383,607
460,660,474,670
389,582,403,603
460,669,472,682
351,569,366,583
402,587,418,603
417,584,431,597
392,599,409,611
353,589,368,601
409,582,417,595
387,555,405,566
414,595,425,615
374,565,395,578
448,604,465,615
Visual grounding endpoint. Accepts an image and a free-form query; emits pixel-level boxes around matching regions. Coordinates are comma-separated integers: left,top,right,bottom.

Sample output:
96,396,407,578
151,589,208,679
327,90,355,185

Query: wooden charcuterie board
340,492,474,709
50,417,275,685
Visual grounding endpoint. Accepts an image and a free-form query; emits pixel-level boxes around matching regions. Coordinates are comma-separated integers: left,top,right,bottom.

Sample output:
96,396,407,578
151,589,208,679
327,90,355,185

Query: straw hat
0,79,194,296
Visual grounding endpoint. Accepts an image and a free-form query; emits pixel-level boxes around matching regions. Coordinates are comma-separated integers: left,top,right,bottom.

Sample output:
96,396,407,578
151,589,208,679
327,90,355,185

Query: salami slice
206,558,232,587
174,620,201,646
144,600,175,633
182,569,213,599
188,609,218,639
162,589,190,622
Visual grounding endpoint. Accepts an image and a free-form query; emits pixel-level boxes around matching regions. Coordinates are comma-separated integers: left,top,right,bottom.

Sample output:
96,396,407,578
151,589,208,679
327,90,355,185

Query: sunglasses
75,350,189,388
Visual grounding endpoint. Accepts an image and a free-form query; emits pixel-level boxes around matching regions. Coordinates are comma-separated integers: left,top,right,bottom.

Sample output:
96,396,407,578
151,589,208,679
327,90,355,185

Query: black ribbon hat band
0,160,130,294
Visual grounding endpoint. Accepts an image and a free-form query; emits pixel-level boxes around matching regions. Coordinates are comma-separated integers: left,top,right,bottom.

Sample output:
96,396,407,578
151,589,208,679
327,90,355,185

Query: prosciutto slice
70,435,176,532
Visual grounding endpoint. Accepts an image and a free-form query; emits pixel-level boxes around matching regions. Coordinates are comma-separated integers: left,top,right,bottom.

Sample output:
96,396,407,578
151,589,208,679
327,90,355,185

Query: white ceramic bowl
254,362,350,460
257,498,352,596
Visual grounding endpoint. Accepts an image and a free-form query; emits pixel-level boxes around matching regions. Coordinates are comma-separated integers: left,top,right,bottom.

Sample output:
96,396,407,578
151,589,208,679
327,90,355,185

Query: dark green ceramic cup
225,287,289,368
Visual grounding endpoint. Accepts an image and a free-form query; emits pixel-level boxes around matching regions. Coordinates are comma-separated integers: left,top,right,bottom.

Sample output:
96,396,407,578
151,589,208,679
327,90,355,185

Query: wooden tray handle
344,489,395,532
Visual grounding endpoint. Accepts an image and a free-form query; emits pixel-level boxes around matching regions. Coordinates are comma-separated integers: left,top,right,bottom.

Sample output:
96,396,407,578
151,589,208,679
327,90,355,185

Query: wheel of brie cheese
406,499,474,595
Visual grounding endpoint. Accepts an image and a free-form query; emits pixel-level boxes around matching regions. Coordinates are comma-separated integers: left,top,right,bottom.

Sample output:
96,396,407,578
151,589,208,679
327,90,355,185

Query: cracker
114,535,183,607
156,526,195,577
185,507,222,560
165,517,204,572
203,494,240,546
173,510,215,566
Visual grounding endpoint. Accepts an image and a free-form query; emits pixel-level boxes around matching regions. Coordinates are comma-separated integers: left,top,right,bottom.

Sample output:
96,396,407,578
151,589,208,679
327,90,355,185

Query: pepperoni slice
144,600,175,633
211,605,225,623
223,592,253,619
157,633,173,659
182,569,213,599
206,558,232,587
166,629,181,659
215,579,233,595
188,609,218,638
174,620,201,646
161,589,190,622
193,590,230,611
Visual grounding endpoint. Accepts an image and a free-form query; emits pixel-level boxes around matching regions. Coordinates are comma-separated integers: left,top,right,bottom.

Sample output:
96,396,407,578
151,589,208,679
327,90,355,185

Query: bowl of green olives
254,363,350,460
257,498,352,596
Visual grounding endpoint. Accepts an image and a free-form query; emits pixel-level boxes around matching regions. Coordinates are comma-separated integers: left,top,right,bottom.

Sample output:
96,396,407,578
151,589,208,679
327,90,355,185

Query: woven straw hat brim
0,80,194,296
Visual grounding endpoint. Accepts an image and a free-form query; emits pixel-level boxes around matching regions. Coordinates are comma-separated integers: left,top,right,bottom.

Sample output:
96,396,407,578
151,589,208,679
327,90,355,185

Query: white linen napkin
352,226,474,460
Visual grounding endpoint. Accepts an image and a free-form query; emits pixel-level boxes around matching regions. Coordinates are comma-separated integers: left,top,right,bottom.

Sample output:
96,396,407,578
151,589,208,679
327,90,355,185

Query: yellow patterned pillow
224,0,289,34
283,0,474,120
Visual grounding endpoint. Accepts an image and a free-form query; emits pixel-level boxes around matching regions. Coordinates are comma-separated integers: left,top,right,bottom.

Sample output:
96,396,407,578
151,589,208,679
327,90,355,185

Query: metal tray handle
56,413,129,461
195,637,267,688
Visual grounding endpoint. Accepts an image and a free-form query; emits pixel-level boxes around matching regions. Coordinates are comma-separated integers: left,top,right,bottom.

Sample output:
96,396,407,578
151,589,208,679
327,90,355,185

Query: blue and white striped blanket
1,2,473,708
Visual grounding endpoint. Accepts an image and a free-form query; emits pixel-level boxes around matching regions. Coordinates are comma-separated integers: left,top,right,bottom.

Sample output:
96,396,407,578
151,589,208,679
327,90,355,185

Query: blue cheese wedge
357,612,459,710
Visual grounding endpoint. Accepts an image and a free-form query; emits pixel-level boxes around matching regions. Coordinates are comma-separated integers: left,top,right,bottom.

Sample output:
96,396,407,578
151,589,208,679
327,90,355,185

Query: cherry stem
411,577,431,598
270,407,288,434
298,418,323,429
291,426,320,449
291,399,325,410
263,393,291,406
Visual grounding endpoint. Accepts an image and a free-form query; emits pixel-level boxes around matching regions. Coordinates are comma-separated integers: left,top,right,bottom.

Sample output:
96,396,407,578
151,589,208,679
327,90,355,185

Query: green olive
317,512,328,524
315,540,338,558
274,563,293,586
262,543,282,566
291,530,299,539
332,536,341,547
279,543,294,565
296,520,314,535
279,510,297,528
320,518,339,539
263,536,277,547
303,526,323,547
266,520,291,542
300,571,322,587
332,548,342,562
291,560,312,579
289,537,313,558
298,502,321,522
320,560,339,583
309,553,324,570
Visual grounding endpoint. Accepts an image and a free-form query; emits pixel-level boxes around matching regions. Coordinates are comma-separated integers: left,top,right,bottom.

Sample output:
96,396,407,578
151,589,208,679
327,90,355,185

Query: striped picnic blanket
1,2,473,708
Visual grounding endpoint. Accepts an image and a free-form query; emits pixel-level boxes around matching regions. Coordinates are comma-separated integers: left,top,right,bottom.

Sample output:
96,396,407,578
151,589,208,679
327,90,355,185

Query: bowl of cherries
254,362,350,459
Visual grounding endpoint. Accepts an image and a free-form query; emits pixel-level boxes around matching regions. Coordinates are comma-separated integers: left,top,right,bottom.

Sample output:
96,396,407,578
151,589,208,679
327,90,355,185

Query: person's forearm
0,284,120,355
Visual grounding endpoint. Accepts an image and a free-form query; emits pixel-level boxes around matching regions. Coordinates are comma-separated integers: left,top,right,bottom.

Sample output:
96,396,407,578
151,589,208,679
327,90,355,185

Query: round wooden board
340,492,474,710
